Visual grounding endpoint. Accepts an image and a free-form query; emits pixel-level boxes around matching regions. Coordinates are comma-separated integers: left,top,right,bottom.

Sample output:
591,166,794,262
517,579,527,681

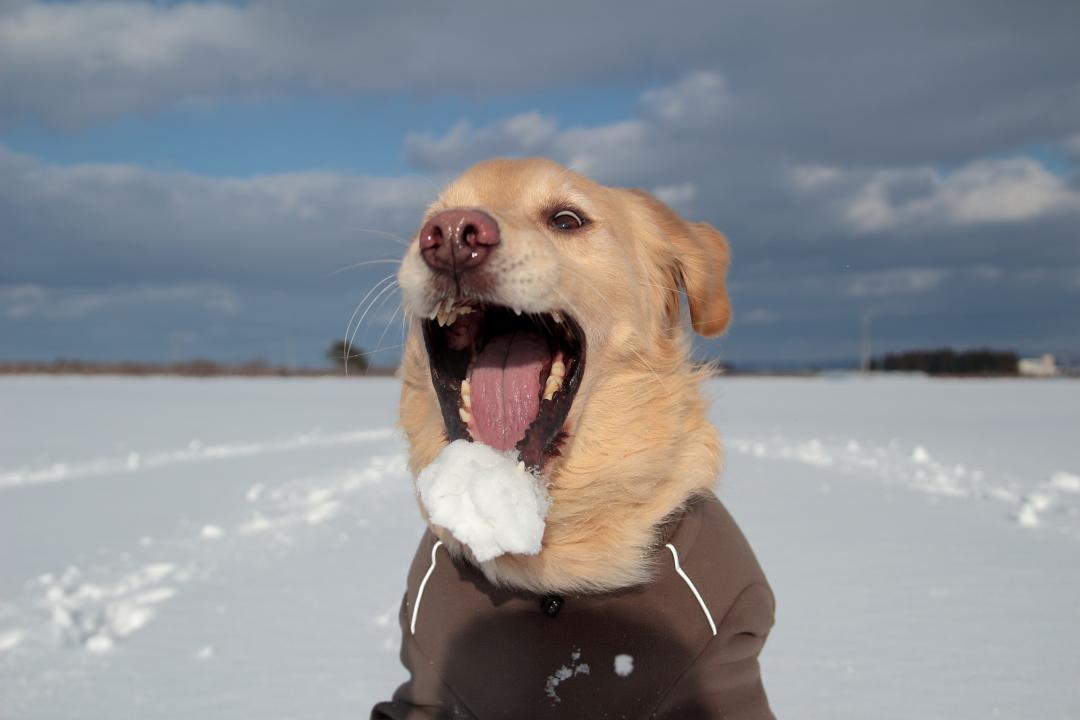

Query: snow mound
42,563,184,653
416,440,550,562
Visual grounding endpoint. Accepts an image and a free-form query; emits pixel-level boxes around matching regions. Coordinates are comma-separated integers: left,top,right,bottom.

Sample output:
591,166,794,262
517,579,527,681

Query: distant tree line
0,340,391,377
870,348,1018,376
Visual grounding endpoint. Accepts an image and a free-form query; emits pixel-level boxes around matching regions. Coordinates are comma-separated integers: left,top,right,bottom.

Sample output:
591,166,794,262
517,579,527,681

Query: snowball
417,440,550,562
614,653,634,677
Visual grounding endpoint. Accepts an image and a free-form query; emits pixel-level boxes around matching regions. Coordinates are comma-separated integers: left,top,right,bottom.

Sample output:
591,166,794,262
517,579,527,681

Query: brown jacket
372,493,775,719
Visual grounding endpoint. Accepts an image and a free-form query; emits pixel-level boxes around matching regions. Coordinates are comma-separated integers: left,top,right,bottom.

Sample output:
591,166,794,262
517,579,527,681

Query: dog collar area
539,595,565,617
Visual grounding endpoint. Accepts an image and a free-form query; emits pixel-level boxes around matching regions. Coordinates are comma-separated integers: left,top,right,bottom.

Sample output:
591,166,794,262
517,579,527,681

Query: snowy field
1,375,1078,719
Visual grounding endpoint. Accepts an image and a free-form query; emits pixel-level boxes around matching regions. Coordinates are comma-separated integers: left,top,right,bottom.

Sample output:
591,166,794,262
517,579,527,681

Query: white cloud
847,268,950,298
638,71,730,130
404,72,726,178
792,156,1080,234
405,112,559,173
738,308,779,326
652,182,697,209
934,158,1076,223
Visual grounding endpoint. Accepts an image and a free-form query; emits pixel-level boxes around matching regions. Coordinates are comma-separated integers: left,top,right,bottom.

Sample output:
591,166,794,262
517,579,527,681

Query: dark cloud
2,0,1078,165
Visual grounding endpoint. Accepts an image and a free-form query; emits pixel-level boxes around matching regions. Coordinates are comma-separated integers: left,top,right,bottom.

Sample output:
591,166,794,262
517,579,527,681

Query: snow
613,653,634,677
416,439,550,562
545,648,590,702
1,374,1078,719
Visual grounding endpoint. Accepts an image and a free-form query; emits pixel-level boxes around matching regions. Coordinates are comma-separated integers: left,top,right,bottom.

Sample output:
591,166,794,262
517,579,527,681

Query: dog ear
629,190,732,337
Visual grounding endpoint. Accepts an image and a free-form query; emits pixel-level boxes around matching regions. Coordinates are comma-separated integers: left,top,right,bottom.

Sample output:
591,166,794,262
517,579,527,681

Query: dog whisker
329,258,403,276
638,280,685,295
353,227,412,248
347,281,400,371
344,277,400,376
344,274,397,367
349,343,405,358
370,301,404,366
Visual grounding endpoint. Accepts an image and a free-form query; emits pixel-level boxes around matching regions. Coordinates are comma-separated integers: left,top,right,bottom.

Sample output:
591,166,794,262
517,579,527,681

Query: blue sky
1,0,1078,368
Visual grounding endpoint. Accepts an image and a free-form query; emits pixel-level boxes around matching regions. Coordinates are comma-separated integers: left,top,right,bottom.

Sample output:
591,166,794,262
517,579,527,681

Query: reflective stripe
665,543,717,636
410,540,443,635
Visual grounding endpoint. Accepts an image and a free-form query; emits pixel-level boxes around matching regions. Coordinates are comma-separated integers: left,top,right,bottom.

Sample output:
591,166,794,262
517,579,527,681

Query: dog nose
419,209,500,274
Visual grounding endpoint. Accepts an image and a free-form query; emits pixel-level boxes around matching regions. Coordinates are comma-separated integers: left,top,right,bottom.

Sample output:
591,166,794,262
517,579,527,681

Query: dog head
398,157,731,591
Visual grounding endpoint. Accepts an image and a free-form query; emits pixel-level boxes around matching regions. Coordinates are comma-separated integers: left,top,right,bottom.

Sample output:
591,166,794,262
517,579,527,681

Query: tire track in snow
0,427,398,490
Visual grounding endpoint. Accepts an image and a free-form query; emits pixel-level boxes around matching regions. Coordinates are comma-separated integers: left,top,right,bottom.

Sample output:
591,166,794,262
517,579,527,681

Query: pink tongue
469,331,551,452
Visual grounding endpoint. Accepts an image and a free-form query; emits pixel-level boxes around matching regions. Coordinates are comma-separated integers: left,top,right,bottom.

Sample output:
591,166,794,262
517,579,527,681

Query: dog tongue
469,331,551,452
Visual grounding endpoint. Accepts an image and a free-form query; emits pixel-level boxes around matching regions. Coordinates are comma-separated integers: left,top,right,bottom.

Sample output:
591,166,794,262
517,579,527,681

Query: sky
1,0,1079,369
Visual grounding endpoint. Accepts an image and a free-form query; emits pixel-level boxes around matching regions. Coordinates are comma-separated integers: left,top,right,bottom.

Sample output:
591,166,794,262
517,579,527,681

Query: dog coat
372,493,775,719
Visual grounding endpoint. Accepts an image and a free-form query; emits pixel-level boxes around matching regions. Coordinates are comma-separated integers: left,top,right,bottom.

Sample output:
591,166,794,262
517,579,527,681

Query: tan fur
397,157,732,594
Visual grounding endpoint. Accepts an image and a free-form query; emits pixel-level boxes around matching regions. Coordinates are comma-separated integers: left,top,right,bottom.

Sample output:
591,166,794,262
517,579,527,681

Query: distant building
1018,354,1058,377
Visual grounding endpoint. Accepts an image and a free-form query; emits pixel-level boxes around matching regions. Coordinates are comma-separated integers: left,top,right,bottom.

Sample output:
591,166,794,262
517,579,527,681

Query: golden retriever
396,156,731,594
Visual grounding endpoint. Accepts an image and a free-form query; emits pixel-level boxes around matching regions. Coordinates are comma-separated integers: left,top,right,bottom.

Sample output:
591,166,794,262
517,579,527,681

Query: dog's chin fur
397,157,731,595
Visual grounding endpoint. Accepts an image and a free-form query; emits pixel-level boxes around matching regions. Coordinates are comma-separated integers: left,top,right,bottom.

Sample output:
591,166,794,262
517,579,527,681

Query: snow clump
417,440,550,562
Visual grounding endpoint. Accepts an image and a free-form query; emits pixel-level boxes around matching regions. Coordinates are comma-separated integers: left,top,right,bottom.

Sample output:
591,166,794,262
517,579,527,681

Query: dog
373,158,775,719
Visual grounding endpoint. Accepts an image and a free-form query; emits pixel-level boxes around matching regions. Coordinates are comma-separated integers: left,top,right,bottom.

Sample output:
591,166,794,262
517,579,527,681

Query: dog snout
419,209,500,274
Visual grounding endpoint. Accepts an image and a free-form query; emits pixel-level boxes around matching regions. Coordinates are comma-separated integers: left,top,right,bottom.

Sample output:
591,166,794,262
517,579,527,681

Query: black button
540,595,564,617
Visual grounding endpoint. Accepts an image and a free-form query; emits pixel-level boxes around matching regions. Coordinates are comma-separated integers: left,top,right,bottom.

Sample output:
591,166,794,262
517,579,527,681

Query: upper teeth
435,301,473,327
543,354,567,401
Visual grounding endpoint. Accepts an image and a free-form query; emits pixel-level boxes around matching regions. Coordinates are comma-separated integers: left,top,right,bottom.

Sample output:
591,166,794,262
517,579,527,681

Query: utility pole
860,310,875,373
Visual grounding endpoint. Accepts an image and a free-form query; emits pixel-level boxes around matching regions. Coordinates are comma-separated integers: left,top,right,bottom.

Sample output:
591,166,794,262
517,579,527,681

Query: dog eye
548,209,585,232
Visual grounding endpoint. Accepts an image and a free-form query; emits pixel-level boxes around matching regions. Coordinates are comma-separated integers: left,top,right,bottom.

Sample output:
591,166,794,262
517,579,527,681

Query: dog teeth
549,359,565,379
435,300,473,327
542,381,558,401
552,311,563,324
459,407,472,424
460,379,471,409
542,371,564,401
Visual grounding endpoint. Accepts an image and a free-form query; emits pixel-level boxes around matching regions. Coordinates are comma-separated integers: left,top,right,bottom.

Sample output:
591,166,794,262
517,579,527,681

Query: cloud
0,144,434,286
404,113,559,174
792,157,1080,234
3,40,1080,364
847,269,949,298
0,142,436,364
404,73,737,181
1065,132,1080,160
637,71,731,132
0,283,239,319
2,0,1078,173
652,182,697,209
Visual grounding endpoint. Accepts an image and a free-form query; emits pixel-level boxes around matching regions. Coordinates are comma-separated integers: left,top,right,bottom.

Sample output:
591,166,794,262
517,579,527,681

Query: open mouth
422,302,586,472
